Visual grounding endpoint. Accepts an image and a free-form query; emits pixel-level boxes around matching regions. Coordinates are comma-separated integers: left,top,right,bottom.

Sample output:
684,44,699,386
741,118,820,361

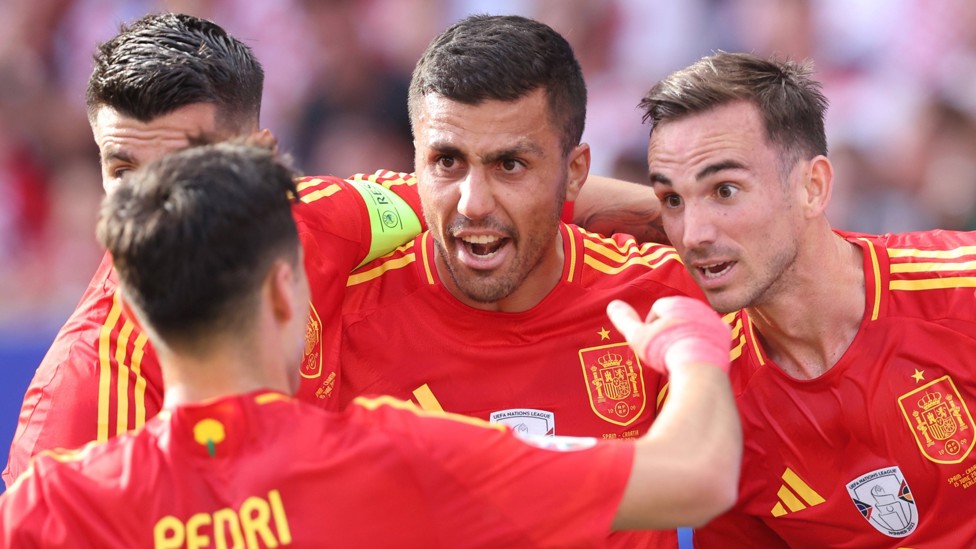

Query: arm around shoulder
574,175,669,244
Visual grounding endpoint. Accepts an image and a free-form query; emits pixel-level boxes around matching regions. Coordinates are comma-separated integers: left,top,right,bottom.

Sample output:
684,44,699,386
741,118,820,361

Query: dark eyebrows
427,138,544,164
649,159,749,187
482,142,544,165
100,130,223,167
696,159,748,180
649,172,671,186
102,149,135,166
427,141,465,160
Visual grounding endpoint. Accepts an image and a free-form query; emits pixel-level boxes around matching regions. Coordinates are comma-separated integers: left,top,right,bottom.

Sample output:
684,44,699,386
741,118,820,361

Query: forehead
648,101,772,178
91,103,222,165
413,89,558,154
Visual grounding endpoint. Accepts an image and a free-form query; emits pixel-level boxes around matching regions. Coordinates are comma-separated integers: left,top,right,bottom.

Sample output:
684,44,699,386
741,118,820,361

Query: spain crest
300,303,323,379
898,375,973,464
579,343,646,426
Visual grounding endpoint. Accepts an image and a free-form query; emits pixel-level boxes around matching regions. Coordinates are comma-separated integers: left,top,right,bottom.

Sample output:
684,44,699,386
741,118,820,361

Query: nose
457,169,495,220
678,201,717,251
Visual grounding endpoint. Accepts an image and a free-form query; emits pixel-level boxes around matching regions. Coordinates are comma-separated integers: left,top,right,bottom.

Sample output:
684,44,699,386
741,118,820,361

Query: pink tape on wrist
642,298,730,373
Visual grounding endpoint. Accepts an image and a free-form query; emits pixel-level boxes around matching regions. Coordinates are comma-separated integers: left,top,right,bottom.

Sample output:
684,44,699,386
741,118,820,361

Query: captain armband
348,180,423,268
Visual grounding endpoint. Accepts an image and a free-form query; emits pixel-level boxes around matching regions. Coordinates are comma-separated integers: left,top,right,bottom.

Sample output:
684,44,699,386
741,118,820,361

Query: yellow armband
349,180,422,268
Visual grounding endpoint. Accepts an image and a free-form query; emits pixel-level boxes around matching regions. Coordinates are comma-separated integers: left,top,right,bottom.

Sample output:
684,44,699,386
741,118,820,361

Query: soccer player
0,143,741,547
4,12,660,488
295,16,705,547
640,51,976,546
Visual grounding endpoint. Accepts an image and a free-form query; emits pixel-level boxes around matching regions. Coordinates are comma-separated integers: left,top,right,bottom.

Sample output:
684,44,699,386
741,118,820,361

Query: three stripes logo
771,468,825,517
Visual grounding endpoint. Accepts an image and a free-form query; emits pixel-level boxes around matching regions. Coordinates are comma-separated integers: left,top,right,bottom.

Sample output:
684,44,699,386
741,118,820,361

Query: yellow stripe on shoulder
347,242,418,287
98,296,125,442
656,382,670,410
299,183,342,205
582,248,682,276
890,277,976,291
581,237,681,269
888,245,976,260
725,314,745,362
349,170,417,189
352,395,507,431
891,260,976,274
582,237,677,264
255,392,291,405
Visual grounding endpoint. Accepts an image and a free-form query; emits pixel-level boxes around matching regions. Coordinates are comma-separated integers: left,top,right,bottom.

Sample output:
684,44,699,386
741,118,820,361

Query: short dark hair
86,13,264,134
97,143,299,346
639,51,829,176
408,14,586,156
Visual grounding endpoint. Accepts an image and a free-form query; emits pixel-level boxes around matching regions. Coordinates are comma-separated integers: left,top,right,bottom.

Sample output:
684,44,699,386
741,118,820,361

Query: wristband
643,297,730,373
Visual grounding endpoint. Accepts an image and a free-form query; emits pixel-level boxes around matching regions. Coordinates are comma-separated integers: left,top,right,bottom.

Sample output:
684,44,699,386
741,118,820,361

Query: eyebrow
481,142,544,165
101,149,135,165
428,140,544,165
649,159,749,186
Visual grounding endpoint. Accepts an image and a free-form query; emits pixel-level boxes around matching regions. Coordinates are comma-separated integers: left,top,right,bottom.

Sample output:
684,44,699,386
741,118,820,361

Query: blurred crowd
1,0,975,332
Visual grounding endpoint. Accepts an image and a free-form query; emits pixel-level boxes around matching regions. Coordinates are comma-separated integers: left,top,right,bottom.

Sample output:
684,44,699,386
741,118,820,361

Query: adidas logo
771,468,825,517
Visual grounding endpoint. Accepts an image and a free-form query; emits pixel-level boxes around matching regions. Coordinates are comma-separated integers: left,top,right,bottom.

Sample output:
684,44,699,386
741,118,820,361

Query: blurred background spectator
1,0,974,488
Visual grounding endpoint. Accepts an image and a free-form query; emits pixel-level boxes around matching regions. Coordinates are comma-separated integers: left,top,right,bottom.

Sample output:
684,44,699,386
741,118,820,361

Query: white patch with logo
846,466,918,538
490,408,555,438
518,434,598,452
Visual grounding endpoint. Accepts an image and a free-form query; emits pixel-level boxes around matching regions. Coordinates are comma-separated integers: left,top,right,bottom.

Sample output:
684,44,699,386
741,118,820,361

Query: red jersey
695,230,976,548
0,391,633,548
299,219,704,548
2,252,164,487
3,171,424,487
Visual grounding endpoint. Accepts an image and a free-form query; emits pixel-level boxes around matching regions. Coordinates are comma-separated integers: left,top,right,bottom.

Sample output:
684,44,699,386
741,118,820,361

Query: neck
159,331,291,409
748,230,865,380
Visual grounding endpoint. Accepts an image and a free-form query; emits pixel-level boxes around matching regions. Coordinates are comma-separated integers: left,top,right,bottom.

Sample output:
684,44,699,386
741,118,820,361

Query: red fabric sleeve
354,398,634,547
3,253,163,488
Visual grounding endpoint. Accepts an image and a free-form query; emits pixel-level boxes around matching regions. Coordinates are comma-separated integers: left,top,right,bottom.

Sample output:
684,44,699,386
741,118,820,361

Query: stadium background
0,0,972,527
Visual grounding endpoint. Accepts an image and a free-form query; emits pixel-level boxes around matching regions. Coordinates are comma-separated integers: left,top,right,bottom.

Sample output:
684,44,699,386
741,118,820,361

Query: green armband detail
350,180,423,268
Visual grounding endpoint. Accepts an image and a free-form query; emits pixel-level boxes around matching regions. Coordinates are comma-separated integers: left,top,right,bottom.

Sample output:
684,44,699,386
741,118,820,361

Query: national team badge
490,409,555,437
898,375,973,464
846,466,918,538
300,304,323,379
579,343,646,426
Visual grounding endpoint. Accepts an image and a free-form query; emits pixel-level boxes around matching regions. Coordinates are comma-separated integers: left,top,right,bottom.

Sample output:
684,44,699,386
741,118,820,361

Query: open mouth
699,261,734,279
461,234,509,258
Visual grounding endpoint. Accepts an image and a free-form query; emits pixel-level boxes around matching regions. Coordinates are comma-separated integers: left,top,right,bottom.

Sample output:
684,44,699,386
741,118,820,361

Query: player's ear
565,143,590,202
802,155,833,218
243,128,278,153
268,258,301,324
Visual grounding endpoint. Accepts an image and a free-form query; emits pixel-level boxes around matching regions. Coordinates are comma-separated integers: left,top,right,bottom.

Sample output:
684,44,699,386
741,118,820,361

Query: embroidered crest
300,304,323,379
490,409,555,437
579,343,646,426
898,375,973,464
846,466,917,538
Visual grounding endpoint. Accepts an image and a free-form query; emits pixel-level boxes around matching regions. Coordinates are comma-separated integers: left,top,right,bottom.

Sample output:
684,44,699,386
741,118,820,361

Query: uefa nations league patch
846,466,918,538
490,408,555,437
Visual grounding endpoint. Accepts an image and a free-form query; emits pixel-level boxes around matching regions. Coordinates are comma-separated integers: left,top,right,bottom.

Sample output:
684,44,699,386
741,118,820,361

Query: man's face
413,88,587,311
648,100,804,314
91,103,223,194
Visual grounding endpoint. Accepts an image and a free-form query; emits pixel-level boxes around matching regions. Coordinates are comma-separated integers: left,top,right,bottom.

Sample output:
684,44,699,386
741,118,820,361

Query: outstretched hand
607,297,730,374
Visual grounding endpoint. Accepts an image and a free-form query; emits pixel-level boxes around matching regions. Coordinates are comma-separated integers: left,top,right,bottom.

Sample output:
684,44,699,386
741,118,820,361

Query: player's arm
573,175,668,244
609,296,741,530
3,255,164,488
